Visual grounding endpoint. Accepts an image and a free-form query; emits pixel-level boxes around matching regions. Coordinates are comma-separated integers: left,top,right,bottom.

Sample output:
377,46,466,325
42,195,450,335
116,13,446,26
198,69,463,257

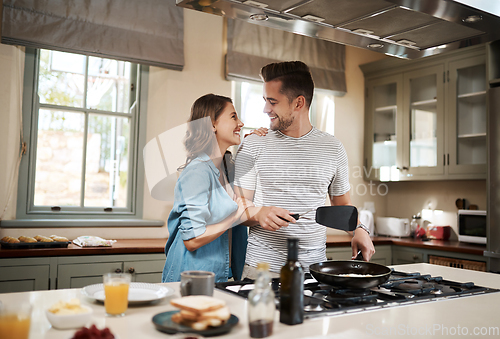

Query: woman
162,94,252,283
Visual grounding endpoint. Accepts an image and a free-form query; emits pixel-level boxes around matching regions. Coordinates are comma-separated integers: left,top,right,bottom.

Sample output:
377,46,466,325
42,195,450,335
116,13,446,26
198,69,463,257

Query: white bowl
45,305,93,330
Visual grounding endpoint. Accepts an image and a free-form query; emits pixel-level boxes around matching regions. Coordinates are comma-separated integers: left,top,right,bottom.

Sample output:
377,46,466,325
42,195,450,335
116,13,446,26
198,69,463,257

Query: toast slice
197,306,230,321
179,309,199,321
171,312,224,331
179,306,230,321
170,296,225,314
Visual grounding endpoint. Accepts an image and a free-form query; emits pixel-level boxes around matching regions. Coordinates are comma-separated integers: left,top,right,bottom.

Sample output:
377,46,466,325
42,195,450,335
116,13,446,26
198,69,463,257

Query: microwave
458,210,486,244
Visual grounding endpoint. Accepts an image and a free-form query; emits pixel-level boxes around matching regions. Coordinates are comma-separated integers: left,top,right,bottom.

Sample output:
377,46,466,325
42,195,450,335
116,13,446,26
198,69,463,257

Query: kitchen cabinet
326,245,392,265
0,253,165,292
56,253,165,289
364,75,403,180
0,257,52,293
447,55,487,175
391,245,486,267
361,45,487,181
392,246,424,265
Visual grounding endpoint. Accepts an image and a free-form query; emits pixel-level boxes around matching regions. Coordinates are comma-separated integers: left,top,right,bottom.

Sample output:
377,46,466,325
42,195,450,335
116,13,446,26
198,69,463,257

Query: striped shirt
234,127,350,273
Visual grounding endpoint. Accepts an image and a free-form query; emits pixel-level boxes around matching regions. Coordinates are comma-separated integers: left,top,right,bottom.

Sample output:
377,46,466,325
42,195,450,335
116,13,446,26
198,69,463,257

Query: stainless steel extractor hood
176,0,500,59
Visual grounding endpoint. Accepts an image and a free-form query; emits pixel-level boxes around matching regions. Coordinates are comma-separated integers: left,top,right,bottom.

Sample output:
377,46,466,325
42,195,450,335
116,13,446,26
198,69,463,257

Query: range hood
176,0,500,59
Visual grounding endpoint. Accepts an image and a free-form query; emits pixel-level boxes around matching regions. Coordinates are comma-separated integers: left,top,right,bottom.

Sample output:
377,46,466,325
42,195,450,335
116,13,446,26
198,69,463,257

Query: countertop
326,235,486,256
0,237,486,258
0,239,167,258
1,263,499,339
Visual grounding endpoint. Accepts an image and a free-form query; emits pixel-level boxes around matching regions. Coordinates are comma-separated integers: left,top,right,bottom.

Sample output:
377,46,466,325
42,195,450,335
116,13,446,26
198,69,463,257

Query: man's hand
351,228,375,261
253,206,296,231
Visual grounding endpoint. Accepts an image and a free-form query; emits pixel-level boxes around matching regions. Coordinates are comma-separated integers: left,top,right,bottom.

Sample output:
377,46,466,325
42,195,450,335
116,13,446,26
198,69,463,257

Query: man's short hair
260,61,314,108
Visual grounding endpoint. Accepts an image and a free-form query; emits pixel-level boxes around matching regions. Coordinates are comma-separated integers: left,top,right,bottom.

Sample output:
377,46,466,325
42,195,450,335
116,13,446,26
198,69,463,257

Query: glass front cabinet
403,64,445,178
447,55,487,175
364,74,403,181
362,46,487,181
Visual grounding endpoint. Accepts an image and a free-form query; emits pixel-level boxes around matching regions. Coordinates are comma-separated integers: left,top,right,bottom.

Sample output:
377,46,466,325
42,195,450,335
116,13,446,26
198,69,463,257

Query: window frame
232,80,331,133
7,48,158,227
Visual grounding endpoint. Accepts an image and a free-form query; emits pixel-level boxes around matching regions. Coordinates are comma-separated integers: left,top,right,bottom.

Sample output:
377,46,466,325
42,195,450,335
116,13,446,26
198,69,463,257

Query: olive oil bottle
279,237,304,325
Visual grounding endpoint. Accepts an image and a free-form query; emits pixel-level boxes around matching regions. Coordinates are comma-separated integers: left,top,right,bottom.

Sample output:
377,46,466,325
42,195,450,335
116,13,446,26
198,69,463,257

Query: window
14,48,151,224
232,81,336,136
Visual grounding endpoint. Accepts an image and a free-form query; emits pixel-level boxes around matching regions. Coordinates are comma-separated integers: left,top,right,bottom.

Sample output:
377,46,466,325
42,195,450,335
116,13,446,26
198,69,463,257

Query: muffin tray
0,240,71,249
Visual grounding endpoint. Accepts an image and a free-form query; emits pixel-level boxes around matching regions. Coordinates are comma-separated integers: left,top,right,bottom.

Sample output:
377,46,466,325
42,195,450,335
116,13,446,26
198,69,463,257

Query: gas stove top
215,270,500,319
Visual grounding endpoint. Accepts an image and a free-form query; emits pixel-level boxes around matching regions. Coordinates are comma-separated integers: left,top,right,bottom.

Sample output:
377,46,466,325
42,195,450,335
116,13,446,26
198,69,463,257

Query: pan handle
278,214,300,221
354,250,364,261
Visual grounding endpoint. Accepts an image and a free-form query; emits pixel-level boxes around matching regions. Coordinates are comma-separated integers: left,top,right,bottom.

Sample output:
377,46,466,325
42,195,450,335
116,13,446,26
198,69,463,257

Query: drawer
392,247,424,265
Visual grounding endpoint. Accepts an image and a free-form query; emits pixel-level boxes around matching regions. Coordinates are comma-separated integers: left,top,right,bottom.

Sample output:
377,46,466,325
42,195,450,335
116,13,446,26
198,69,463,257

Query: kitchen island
1,264,499,338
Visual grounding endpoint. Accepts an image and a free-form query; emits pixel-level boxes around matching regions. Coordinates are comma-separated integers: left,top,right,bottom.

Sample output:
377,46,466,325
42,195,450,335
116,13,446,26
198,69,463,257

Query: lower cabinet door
392,247,424,265
0,265,50,293
57,262,123,289
124,259,165,283
325,245,392,265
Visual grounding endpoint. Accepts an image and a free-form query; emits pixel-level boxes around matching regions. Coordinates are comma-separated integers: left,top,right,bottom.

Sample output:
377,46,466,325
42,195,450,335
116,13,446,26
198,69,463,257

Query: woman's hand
234,196,254,223
244,127,268,138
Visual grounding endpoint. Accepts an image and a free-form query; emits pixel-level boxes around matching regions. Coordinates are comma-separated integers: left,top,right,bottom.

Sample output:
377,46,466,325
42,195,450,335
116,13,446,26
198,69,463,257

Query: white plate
82,282,174,305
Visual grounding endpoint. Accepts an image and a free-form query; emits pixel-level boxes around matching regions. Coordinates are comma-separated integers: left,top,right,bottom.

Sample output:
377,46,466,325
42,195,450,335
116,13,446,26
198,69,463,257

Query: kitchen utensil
455,198,468,210
82,282,174,305
152,310,239,336
0,240,71,249
308,252,391,289
279,206,358,232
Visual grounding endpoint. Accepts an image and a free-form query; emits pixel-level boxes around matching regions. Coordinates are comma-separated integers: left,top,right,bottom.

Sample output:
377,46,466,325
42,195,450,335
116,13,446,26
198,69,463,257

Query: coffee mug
180,271,215,296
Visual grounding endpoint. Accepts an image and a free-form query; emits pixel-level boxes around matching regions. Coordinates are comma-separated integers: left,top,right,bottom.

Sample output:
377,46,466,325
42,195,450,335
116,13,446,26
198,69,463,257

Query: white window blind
1,0,184,70
226,19,346,95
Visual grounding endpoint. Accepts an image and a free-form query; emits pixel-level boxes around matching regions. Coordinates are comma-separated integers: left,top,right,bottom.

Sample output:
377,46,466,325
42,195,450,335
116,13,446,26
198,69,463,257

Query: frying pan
309,252,392,289
279,205,358,232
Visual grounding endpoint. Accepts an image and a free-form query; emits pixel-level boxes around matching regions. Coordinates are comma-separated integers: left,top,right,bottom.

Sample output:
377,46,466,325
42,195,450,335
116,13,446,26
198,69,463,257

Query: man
234,61,375,279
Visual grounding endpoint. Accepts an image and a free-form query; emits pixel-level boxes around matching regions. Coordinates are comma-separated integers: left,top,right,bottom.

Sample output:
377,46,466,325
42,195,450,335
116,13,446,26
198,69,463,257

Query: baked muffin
19,236,37,243
1,236,20,243
49,235,69,242
34,235,54,242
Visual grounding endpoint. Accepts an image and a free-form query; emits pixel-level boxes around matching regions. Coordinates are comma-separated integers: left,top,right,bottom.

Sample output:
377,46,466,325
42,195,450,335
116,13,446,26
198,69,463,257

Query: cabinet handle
327,257,333,260
128,267,135,274
115,268,122,273
413,255,419,260
396,167,409,170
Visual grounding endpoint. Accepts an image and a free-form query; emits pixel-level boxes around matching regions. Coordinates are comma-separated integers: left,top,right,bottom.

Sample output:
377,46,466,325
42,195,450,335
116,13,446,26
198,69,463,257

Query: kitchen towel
73,236,116,247
359,209,375,237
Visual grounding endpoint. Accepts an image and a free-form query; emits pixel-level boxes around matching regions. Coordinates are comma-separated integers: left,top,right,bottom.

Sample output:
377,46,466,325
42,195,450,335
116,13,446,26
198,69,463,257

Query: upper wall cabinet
361,46,487,181
447,55,487,175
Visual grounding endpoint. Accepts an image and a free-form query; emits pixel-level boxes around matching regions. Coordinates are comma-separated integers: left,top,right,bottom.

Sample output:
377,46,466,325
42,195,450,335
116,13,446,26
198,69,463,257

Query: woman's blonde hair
182,94,233,167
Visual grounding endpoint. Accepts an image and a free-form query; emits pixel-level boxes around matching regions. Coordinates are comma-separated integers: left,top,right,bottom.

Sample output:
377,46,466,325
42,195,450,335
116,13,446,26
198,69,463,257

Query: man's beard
270,114,294,131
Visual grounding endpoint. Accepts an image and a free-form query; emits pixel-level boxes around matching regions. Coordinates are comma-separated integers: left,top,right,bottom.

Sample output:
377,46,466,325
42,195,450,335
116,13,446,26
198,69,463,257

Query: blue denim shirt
162,153,247,283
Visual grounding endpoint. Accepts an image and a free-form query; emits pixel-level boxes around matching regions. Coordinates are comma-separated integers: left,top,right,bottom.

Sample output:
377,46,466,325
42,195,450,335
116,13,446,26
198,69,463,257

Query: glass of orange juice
0,302,32,339
103,273,131,317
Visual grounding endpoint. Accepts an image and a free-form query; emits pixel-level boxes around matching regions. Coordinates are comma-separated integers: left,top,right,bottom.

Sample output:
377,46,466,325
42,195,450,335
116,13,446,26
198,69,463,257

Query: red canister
426,226,451,240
